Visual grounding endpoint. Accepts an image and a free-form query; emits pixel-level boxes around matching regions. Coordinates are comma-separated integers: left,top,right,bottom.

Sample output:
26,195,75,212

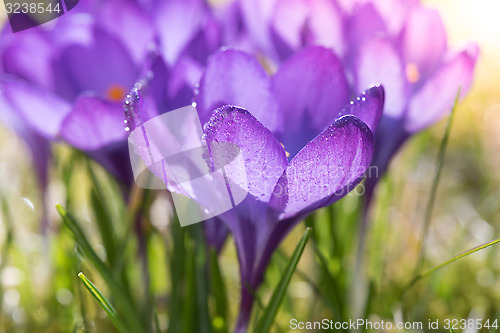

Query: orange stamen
406,63,420,83
106,84,126,102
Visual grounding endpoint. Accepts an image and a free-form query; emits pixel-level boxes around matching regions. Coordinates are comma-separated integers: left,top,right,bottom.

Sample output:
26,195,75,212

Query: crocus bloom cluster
127,45,384,331
0,1,478,331
0,0,220,185
226,0,479,200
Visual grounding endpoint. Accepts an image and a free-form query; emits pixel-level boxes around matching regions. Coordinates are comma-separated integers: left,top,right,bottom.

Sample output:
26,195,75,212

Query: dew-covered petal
196,49,280,131
400,6,447,79
354,38,407,118
203,105,288,283
60,96,127,150
2,78,71,138
269,115,374,220
272,46,349,157
204,105,288,208
271,0,345,59
405,45,479,133
338,85,385,133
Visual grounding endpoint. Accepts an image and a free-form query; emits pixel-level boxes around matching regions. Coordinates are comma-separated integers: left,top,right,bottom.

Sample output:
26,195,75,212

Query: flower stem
235,285,255,333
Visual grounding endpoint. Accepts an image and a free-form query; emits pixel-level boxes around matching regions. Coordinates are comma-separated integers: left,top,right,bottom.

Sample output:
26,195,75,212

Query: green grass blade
305,217,344,322
57,204,145,333
167,216,186,333
209,247,229,333
78,272,130,333
193,225,211,333
181,234,197,333
414,89,461,274
405,236,500,290
90,189,117,265
253,228,312,333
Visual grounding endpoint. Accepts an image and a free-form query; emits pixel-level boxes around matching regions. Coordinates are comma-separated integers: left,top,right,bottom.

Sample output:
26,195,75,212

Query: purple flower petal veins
269,115,375,221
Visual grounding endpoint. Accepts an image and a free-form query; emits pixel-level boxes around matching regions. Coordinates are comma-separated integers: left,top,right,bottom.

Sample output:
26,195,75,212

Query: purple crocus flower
224,0,479,203
197,46,384,332
126,45,384,331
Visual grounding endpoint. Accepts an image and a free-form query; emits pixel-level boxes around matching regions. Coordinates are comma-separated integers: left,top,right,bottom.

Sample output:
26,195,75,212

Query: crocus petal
1,29,55,89
214,1,253,52
182,16,221,65
338,85,385,133
400,6,447,79
204,217,229,252
269,115,375,220
271,0,345,59
354,38,407,118
60,96,127,150
54,27,138,101
272,46,349,157
204,106,288,208
96,0,155,64
239,0,280,60
405,45,479,133
196,49,281,131
345,3,386,54
370,0,418,36
167,55,203,110
0,91,50,189
154,0,206,66
2,78,71,138
203,105,288,288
